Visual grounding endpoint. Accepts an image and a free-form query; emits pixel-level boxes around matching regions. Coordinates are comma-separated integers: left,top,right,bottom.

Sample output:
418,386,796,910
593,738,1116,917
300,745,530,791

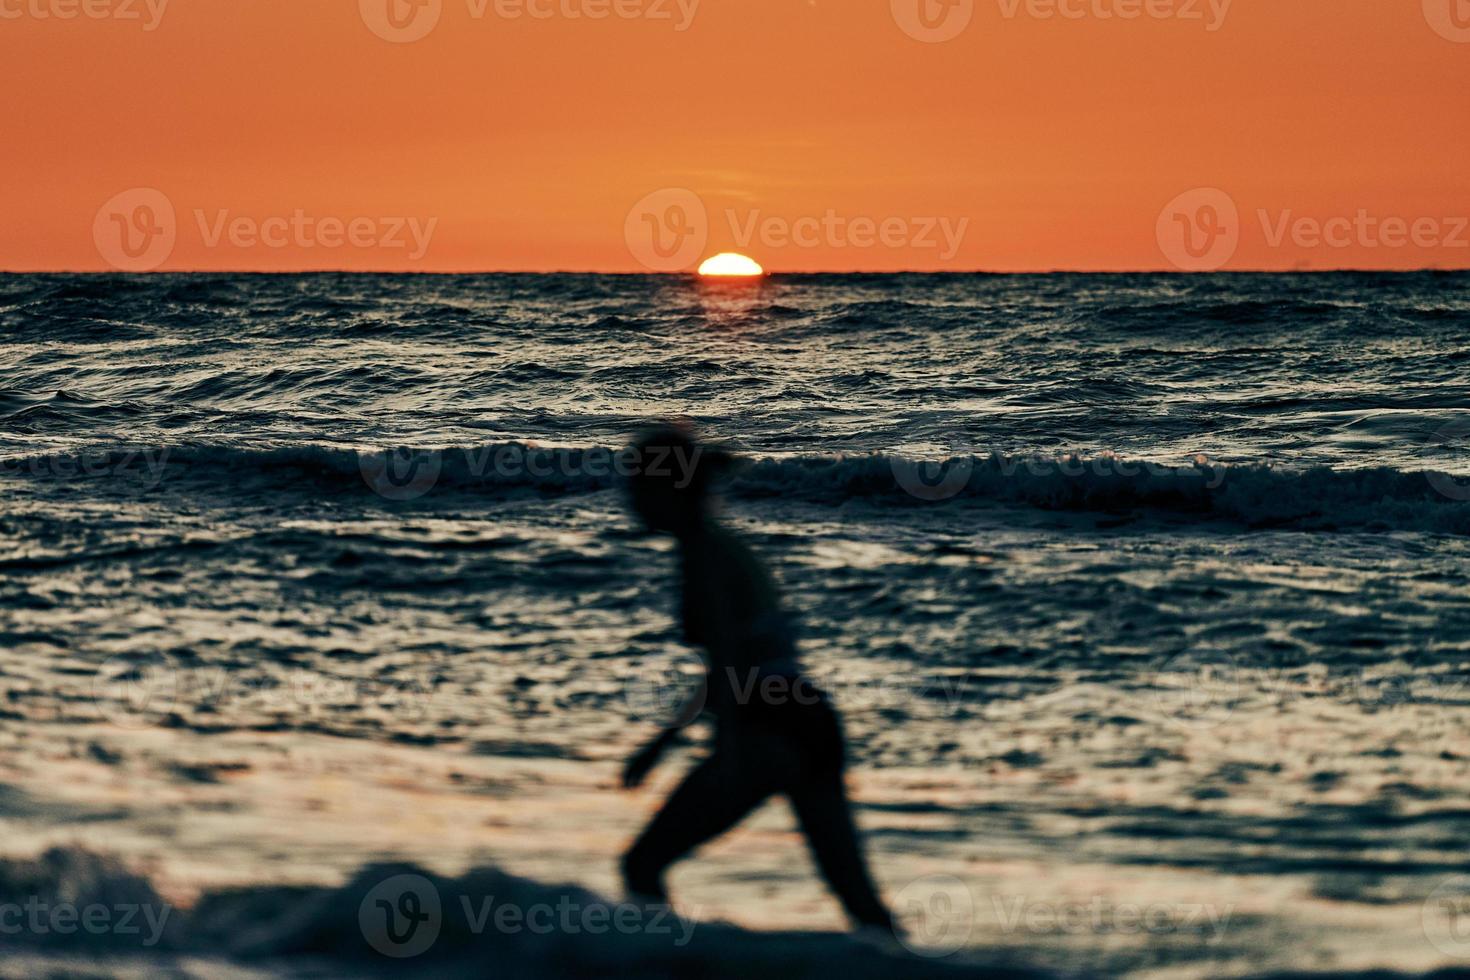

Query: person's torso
678,526,804,719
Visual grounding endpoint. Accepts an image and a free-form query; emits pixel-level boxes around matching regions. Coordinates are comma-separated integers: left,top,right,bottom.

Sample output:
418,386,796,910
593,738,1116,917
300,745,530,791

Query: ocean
3,271,1469,977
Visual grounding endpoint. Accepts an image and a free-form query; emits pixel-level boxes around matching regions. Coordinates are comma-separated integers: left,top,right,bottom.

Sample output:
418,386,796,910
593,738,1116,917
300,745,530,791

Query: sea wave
0,847,1041,978
3,442,1468,534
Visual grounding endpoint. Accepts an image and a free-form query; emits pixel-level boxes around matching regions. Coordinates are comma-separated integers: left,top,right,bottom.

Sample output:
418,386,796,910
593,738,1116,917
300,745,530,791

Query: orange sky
3,0,1467,272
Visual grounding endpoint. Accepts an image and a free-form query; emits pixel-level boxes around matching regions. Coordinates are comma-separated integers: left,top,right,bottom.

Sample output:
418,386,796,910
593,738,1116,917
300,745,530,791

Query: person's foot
851,917,906,953
619,852,668,904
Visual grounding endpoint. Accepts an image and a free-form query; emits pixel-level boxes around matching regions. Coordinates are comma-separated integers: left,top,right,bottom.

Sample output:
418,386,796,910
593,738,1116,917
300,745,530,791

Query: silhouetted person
619,426,897,936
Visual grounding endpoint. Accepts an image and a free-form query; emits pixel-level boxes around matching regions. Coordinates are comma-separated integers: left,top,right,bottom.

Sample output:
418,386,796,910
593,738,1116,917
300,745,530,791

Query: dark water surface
3,272,1469,977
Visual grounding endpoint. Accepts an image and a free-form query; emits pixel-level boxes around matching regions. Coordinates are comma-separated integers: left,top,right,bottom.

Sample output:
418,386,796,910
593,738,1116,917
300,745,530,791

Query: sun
697,252,764,277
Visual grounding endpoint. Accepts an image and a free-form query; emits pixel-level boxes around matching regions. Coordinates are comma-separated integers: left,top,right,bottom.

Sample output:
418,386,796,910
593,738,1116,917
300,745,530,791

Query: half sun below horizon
697,253,765,277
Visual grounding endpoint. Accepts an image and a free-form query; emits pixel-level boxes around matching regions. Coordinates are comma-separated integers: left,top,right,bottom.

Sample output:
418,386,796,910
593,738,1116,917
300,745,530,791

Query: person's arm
623,535,747,789
621,676,707,789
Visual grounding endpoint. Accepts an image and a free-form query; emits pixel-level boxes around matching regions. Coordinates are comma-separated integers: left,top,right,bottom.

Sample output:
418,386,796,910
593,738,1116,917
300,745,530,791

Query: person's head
624,425,730,537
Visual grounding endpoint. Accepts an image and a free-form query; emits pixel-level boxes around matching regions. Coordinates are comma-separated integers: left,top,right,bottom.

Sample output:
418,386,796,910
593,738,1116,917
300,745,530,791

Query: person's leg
621,748,774,901
789,769,896,933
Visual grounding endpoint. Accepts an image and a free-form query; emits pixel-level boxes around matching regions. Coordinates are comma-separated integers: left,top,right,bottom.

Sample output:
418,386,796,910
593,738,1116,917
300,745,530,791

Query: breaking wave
4,442,1468,534
0,847,1045,978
